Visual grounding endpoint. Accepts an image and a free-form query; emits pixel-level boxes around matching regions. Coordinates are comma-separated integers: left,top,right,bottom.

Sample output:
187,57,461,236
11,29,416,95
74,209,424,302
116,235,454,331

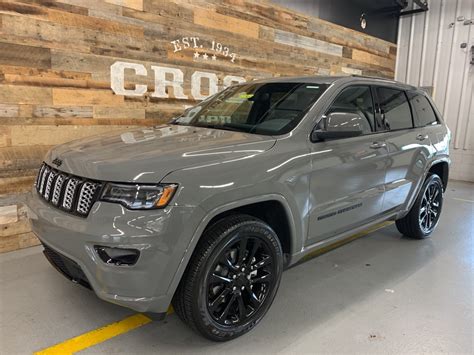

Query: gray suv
28,76,450,341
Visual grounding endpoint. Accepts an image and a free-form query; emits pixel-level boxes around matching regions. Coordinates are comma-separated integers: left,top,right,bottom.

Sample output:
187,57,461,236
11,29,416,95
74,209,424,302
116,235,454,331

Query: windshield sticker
225,97,246,104
224,92,253,104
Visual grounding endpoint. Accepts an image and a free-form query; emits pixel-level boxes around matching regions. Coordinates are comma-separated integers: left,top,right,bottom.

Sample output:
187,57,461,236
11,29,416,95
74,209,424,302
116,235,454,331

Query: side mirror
311,112,366,141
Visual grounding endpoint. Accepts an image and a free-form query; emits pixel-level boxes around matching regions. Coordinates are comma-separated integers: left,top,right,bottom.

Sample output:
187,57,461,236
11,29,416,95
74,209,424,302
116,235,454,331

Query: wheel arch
397,157,449,220
206,200,293,261
428,159,449,191
166,194,298,300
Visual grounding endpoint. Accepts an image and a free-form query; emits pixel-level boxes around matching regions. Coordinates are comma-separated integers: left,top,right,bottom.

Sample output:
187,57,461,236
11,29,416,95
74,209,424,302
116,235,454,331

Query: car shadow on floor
78,223,445,354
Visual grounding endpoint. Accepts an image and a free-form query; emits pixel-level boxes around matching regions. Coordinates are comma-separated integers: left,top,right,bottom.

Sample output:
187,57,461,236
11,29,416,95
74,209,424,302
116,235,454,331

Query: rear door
307,85,388,244
407,90,441,145
375,86,431,211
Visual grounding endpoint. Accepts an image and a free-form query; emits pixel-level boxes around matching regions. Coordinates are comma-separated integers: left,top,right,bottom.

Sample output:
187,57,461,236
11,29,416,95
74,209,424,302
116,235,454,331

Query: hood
45,125,276,183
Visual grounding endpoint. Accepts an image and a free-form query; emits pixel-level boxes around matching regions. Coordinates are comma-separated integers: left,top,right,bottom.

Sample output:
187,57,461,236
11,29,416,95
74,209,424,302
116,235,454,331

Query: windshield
173,82,329,135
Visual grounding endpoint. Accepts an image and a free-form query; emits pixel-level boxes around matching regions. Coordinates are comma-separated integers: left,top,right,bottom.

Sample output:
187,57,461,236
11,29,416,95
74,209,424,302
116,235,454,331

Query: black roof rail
348,75,417,89
350,74,396,81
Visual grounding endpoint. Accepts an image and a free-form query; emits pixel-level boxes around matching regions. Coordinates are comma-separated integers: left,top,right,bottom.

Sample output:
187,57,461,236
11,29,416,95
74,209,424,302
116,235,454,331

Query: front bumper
42,242,92,289
27,190,204,313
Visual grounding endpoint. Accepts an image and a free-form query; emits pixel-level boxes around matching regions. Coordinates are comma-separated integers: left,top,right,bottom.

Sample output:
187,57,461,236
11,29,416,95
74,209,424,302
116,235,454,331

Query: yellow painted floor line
35,307,174,355
34,221,394,354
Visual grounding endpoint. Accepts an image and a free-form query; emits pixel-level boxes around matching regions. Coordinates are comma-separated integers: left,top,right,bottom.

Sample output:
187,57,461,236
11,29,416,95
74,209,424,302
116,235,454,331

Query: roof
249,75,417,90
249,75,343,84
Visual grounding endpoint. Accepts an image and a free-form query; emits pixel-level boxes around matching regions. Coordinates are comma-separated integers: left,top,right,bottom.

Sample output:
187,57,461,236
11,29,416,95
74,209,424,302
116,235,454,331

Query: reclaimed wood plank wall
0,0,397,253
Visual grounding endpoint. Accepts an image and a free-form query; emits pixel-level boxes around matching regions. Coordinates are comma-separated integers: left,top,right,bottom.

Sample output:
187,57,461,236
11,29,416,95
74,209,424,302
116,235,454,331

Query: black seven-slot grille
35,162,102,217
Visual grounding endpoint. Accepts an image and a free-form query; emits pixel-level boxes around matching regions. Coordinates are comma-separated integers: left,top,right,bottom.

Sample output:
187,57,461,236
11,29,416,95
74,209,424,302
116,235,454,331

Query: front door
306,86,388,244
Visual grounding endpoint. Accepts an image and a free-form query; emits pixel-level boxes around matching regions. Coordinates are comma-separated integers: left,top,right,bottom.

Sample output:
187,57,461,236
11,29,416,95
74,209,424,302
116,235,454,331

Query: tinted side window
376,87,412,130
325,86,374,134
407,92,438,127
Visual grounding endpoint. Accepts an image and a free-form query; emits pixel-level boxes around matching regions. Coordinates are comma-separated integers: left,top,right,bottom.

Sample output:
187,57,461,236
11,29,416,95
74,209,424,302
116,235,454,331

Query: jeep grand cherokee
28,75,450,341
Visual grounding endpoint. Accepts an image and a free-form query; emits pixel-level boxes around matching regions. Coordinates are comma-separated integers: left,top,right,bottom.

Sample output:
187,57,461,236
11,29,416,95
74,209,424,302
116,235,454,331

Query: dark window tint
376,87,412,130
407,92,438,127
325,86,374,134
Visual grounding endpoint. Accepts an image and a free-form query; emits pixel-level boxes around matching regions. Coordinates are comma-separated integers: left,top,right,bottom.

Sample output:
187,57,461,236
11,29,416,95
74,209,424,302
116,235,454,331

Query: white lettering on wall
110,62,147,96
150,66,188,99
170,37,238,63
191,71,218,100
110,61,246,101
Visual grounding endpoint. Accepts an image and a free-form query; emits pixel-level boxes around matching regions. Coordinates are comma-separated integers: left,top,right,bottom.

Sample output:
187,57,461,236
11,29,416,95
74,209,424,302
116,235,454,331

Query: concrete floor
1,181,473,354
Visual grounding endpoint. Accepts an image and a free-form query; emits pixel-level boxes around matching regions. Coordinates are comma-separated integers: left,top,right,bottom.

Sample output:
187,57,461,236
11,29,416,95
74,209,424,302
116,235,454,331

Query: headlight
100,183,178,209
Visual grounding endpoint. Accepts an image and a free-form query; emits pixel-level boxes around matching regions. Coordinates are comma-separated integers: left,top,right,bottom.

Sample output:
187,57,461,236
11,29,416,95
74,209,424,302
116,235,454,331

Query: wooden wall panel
0,0,396,253
194,8,260,39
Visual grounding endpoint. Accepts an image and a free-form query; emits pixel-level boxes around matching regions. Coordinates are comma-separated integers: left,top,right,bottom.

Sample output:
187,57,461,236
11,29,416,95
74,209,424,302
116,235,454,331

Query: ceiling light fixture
360,13,367,29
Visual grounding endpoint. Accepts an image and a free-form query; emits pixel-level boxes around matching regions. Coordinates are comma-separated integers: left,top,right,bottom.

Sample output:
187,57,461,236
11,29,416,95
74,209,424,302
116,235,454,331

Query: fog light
95,246,140,266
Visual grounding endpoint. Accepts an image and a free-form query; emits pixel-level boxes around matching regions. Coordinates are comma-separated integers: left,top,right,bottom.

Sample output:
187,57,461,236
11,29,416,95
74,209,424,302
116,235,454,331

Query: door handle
370,141,386,149
416,134,428,141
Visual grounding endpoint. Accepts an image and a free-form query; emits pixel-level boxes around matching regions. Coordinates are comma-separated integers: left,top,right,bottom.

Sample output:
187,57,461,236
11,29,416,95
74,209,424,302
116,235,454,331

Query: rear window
407,92,438,127
376,87,412,130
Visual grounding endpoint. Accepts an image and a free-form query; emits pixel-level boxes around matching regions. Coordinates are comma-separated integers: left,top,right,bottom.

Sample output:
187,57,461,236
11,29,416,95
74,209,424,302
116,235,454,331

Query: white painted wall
396,0,474,182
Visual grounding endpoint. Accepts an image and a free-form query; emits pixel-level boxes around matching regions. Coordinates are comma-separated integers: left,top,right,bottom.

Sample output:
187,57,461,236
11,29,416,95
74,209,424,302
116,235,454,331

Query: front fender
164,193,300,301
159,139,313,301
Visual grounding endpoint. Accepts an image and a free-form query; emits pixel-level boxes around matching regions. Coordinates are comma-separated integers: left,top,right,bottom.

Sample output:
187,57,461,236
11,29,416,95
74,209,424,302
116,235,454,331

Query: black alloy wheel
396,173,444,239
172,214,283,341
206,236,276,326
418,179,442,234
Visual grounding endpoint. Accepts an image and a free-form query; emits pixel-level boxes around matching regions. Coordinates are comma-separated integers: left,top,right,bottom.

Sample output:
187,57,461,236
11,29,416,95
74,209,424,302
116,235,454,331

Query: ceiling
271,0,428,43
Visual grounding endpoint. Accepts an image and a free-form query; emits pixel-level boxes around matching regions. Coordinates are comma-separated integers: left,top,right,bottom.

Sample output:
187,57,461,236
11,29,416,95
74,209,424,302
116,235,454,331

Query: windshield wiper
193,124,246,133
171,121,188,126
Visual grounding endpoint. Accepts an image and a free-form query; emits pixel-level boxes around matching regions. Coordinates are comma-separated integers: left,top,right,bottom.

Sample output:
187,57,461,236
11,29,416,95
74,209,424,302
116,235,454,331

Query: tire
172,214,283,341
396,173,444,239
